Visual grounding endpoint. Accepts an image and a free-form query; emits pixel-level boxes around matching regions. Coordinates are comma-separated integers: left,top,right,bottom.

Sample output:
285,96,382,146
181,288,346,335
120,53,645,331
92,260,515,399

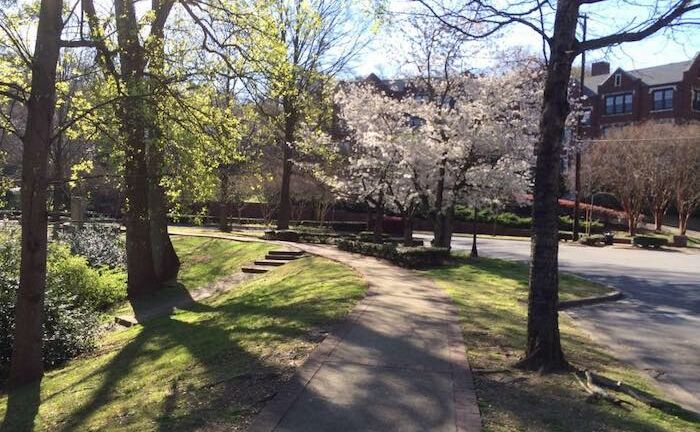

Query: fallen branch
573,372,633,410
584,371,683,413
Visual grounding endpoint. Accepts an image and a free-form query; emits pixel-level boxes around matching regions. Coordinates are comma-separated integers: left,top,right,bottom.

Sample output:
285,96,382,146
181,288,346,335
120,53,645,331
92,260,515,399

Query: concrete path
421,233,700,413
248,243,480,432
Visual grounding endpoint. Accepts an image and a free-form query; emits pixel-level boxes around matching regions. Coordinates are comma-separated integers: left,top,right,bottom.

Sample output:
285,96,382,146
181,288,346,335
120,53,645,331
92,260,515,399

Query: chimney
591,61,610,76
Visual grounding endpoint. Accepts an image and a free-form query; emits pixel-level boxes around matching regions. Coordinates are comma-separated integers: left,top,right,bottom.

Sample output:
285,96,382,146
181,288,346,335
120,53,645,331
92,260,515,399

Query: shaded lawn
425,257,699,432
0,256,366,431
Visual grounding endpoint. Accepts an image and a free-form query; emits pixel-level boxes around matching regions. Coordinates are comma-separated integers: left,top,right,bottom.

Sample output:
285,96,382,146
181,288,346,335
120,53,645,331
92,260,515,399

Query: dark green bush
495,213,531,229
336,239,449,268
263,230,301,242
578,235,604,246
56,224,125,268
358,231,391,243
394,246,450,268
632,235,668,248
558,231,573,242
1,229,126,375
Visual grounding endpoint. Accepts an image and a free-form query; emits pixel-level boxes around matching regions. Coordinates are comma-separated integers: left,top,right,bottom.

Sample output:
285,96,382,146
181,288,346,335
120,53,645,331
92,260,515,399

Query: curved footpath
247,242,481,432
167,228,481,430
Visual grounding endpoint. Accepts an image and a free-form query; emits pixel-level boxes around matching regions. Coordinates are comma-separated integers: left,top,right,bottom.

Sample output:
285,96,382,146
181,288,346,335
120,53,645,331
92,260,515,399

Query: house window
614,74,622,87
604,93,633,115
693,89,700,111
652,88,673,111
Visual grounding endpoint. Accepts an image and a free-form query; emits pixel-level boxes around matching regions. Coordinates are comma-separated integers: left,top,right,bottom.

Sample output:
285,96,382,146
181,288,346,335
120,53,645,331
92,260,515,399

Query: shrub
632,235,668,249
558,231,573,242
263,229,300,242
358,231,391,243
56,224,125,268
578,235,603,246
394,246,450,268
47,244,127,311
336,239,449,268
0,231,105,375
496,213,531,229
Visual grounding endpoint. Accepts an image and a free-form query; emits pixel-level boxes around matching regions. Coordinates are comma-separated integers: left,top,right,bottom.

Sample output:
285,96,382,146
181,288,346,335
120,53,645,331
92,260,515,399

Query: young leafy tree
237,0,373,230
417,0,700,371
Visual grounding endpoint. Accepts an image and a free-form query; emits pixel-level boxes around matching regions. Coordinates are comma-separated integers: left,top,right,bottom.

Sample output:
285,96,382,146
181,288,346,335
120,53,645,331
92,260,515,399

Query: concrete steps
241,266,271,274
254,260,287,267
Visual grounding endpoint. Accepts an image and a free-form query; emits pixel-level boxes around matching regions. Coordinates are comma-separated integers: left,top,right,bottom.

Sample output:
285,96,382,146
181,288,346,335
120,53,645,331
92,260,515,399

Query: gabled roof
628,59,694,86
581,53,699,95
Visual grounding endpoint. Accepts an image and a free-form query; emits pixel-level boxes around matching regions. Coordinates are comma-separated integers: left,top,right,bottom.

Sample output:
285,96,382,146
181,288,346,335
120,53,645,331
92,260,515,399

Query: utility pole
573,14,587,241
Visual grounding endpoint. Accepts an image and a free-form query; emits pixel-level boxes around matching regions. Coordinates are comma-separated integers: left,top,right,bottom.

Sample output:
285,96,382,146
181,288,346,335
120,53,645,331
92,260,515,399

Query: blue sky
350,1,700,79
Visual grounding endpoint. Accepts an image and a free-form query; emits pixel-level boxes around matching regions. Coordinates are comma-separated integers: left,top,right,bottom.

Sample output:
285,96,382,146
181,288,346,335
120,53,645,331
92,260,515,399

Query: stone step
254,260,287,267
241,266,270,274
268,250,305,257
265,254,301,261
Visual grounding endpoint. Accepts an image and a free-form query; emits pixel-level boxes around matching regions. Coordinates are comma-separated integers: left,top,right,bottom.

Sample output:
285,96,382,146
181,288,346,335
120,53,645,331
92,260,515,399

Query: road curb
558,289,624,310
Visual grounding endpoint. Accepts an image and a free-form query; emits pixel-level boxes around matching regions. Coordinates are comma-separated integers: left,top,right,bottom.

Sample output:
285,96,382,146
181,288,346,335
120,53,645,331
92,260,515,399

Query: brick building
579,53,700,136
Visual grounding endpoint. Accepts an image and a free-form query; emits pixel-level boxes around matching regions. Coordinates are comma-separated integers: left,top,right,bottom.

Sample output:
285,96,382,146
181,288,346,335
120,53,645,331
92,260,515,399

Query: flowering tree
335,65,539,247
334,85,420,243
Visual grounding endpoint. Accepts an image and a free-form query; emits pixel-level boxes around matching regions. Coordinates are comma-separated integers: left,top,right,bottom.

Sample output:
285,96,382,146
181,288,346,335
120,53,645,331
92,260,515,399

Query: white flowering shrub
56,224,126,268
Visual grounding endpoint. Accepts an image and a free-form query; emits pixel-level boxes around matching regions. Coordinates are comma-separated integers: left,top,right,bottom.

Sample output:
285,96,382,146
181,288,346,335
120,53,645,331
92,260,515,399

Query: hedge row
632,235,668,248
336,239,450,268
454,206,604,233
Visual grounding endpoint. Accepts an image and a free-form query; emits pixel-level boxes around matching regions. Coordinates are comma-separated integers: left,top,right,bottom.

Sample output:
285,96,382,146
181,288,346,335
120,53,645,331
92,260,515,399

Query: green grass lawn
171,235,276,288
425,257,699,432
0,253,367,431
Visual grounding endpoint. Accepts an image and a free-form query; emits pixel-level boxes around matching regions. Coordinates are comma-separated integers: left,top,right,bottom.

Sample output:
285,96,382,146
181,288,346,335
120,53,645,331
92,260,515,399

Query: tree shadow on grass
50,278,346,431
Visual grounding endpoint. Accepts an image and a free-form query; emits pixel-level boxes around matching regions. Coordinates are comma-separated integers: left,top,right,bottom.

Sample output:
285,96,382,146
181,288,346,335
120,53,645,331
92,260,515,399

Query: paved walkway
248,243,481,432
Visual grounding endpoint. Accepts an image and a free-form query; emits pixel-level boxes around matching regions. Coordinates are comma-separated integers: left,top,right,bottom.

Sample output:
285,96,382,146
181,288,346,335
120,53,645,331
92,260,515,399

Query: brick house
579,53,700,137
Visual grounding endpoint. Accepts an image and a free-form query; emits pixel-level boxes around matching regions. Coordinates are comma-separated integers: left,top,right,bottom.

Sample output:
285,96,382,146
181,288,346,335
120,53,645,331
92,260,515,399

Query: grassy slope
426,257,698,432
111,236,277,317
171,236,276,288
1,249,366,431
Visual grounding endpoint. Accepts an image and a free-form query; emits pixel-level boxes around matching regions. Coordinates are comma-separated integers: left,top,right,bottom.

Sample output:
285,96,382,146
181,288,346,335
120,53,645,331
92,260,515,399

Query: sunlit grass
0,248,366,431
425,257,698,432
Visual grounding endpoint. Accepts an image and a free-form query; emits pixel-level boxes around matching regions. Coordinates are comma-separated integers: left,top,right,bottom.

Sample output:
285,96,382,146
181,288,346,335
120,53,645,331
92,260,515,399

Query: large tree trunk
8,0,63,389
148,176,179,284
146,0,179,286
277,98,296,230
114,0,158,298
517,0,579,373
433,206,454,248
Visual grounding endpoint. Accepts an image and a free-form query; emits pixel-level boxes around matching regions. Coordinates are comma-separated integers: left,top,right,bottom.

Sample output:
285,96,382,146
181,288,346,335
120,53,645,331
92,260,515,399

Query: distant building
578,53,700,136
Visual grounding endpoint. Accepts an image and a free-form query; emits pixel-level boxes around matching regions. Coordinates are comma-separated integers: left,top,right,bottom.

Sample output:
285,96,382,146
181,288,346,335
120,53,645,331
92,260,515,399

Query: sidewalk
248,243,481,432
